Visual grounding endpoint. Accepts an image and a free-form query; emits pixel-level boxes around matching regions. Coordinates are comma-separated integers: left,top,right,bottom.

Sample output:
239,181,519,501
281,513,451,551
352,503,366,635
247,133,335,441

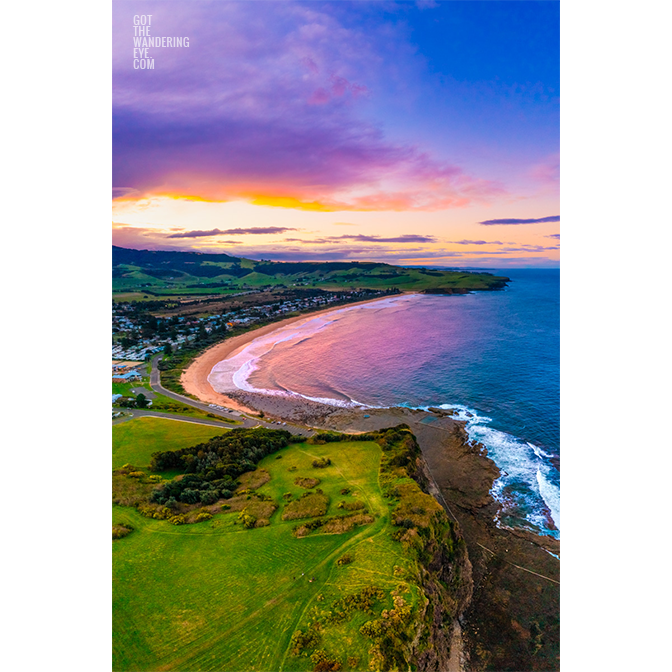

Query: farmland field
113,439,426,671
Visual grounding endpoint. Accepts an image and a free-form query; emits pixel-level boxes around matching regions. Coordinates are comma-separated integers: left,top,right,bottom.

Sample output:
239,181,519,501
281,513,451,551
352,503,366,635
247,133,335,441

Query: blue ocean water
241,269,560,537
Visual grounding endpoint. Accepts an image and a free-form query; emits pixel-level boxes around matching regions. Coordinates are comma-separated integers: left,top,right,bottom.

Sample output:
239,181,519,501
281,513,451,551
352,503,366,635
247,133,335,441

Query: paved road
128,354,315,438
112,408,241,429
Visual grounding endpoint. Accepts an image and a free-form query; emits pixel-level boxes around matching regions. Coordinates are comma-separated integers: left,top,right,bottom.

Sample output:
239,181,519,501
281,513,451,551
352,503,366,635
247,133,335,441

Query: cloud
450,239,503,245
279,234,436,245
112,1,504,212
113,187,140,199
546,233,560,239
479,215,559,226
530,153,559,185
166,227,298,239
325,233,436,243
112,227,558,266
113,225,246,250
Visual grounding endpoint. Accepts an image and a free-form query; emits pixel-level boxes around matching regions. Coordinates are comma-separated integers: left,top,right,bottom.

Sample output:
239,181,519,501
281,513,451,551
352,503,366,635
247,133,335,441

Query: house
112,370,142,383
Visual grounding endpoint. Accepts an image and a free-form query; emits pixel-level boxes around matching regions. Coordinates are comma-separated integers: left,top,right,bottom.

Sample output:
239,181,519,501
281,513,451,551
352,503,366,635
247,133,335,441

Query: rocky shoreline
227,389,560,670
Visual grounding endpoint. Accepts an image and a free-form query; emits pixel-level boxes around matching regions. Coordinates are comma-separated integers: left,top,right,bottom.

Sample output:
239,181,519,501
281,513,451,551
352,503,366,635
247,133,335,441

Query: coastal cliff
394,432,475,671
410,507,473,672
301,425,476,671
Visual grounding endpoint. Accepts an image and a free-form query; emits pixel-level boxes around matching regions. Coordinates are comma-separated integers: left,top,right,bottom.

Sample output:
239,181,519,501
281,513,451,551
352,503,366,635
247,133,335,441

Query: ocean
210,269,560,538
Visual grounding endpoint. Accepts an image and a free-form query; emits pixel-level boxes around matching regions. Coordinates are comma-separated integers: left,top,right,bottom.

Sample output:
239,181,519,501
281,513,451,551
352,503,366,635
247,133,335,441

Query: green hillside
113,426,468,671
113,246,509,297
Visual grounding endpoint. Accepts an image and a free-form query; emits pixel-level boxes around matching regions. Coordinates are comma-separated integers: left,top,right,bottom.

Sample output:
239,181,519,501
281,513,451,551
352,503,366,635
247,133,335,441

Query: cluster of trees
115,393,150,409
150,427,293,479
150,473,236,506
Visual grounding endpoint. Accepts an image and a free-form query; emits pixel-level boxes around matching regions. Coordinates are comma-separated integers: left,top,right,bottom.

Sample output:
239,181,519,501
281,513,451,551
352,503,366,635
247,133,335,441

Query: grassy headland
113,425,471,671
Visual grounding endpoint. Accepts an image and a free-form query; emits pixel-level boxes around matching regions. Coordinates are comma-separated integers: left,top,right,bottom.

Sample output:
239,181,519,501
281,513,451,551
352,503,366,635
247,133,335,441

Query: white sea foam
536,468,560,530
430,403,561,537
529,441,553,459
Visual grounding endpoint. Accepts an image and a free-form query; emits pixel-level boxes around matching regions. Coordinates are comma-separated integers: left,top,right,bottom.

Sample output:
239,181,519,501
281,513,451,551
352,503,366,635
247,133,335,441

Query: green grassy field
113,439,425,671
112,417,230,469
113,246,509,296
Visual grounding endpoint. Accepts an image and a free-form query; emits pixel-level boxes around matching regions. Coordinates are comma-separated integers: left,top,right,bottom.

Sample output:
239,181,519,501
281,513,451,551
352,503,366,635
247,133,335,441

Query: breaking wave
437,403,560,538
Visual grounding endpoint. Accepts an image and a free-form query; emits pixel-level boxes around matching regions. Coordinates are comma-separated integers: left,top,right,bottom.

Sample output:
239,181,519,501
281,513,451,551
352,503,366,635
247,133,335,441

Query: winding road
112,354,314,438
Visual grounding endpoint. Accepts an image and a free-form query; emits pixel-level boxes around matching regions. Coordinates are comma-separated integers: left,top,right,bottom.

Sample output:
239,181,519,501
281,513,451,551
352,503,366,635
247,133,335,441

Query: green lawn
112,381,145,396
113,440,420,671
112,417,230,469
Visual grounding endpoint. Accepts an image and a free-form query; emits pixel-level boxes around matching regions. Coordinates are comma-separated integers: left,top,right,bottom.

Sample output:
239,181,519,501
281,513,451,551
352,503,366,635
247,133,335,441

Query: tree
163,342,173,356
136,393,149,409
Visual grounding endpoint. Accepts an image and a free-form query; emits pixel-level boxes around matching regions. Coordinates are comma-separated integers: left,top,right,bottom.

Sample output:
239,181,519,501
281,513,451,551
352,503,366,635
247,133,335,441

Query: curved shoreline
181,293,408,414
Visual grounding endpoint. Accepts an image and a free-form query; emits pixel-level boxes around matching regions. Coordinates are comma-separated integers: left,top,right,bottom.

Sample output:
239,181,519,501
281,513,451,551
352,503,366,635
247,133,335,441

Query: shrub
311,650,329,665
195,512,213,523
282,492,329,521
152,507,171,520
290,628,321,656
295,477,320,489
314,661,341,672
336,553,353,566
337,500,365,511
321,513,374,534
169,514,187,525
180,488,200,504
239,511,257,529
311,649,342,670
312,457,331,469
129,471,146,479
325,586,384,625
112,524,133,540
201,490,219,505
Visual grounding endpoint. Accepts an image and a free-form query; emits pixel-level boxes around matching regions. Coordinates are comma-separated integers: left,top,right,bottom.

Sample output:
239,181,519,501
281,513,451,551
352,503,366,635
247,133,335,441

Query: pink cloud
113,1,506,212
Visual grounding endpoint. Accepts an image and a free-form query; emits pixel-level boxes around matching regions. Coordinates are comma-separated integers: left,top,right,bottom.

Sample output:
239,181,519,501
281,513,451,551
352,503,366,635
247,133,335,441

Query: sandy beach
180,292,404,413
180,293,405,414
